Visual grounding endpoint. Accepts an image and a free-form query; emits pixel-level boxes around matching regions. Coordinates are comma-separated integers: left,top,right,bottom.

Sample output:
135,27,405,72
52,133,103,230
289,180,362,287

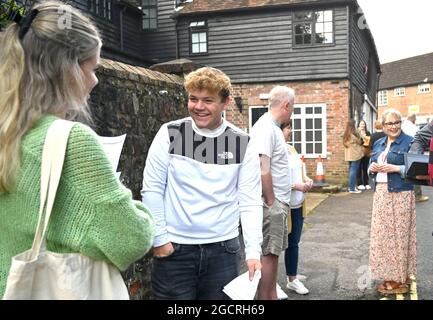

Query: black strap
18,9,39,40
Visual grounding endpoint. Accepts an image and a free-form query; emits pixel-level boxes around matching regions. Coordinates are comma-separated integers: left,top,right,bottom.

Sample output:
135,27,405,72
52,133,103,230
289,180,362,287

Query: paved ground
275,186,433,300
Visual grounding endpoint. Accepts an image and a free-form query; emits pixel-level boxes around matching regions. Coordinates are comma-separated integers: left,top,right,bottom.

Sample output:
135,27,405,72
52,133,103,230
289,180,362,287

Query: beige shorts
262,199,290,256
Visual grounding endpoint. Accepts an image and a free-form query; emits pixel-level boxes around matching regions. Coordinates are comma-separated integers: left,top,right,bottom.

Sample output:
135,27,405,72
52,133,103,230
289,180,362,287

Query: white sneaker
349,189,362,194
357,185,366,190
287,279,309,295
276,284,288,300
365,185,371,190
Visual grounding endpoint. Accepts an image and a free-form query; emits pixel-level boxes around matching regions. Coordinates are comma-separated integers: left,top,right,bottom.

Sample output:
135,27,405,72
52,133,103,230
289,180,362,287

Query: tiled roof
379,52,433,89
177,0,352,14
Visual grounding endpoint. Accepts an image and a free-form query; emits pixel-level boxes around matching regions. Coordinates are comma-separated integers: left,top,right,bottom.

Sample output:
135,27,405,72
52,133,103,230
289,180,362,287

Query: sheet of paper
223,270,261,300
97,134,126,172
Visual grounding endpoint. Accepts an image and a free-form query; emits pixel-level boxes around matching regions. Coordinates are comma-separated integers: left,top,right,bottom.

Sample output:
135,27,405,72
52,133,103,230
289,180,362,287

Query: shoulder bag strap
30,119,76,258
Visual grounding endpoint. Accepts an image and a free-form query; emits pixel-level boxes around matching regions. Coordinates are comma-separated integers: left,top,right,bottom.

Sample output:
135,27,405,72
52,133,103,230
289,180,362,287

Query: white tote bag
3,120,130,300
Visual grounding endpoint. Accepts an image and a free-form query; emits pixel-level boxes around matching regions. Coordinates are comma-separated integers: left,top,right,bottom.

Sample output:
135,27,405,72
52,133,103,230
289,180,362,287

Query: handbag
3,119,129,300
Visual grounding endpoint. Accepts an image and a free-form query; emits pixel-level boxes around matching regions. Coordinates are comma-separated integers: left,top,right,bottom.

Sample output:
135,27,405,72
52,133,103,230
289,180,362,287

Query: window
190,21,208,54
89,0,112,20
378,90,388,106
293,10,333,46
142,0,157,30
418,83,431,94
249,106,269,130
394,87,405,97
290,104,327,158
176,0,189,6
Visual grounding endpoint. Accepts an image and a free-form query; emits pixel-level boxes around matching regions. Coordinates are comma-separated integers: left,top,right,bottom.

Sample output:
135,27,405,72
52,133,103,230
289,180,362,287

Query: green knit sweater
0,115,154,298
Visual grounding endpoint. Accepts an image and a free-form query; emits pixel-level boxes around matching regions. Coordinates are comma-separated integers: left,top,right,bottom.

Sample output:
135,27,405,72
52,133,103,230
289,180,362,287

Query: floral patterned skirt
369,183,417,283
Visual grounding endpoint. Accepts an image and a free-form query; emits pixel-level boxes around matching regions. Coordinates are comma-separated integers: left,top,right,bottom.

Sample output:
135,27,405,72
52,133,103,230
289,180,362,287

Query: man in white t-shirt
141,67,263,299
250,86,294,300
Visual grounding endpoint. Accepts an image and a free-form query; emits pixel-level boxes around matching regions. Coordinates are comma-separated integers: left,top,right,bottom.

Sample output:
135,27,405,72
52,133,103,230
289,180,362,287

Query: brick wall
229,80,351,185
378,85,433,121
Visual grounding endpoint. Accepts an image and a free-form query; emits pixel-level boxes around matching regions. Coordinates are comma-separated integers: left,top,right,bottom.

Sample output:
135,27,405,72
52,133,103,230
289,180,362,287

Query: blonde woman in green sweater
0,1,154,299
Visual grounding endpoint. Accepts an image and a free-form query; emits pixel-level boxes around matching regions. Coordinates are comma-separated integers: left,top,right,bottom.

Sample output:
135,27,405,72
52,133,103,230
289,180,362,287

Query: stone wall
89,58,189,299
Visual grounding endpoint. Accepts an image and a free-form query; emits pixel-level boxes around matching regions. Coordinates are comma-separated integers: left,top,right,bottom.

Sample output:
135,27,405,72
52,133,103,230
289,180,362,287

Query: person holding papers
141,67,262,300
367,109,416,295
0,1,154,299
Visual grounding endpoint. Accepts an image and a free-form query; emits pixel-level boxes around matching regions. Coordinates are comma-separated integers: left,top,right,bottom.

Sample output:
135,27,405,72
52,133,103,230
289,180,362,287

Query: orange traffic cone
314,155,328,186
300,155,307,178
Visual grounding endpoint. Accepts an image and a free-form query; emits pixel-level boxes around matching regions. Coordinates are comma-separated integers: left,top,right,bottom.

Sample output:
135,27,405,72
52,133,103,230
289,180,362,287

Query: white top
401,120,418,137
249,112,291,205
287,145,305,209
376,148,389,183
141,117,263,260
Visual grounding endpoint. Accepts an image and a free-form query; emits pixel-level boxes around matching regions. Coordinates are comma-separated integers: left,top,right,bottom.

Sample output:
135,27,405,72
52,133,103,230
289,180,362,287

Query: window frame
141,0,158,31
290,103,327,159
393,87,406,97
189,20,208,55
292,9,335,47
88,0,112,21
418,83,431,94
248,105,269,131
378,90,388,106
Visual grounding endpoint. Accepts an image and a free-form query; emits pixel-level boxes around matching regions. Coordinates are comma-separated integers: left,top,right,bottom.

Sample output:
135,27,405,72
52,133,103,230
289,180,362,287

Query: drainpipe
175,19,179,59
119,6,126,51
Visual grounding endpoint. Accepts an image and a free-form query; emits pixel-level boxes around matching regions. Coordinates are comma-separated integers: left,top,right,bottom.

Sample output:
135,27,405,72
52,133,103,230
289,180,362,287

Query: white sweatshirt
141,117,263,260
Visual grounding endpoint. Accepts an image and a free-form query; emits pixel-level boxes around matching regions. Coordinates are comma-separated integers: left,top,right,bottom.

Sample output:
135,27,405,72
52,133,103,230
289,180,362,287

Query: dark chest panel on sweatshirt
168,120,249,165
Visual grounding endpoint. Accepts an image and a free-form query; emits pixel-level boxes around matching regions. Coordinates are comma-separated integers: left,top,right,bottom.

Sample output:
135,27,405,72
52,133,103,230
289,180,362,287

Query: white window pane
199,32,207,42
192,33,199,43
316,11,324,22
324,22,333,33
150,9,157,18
324,33,333,43
143,20,150,29
143,9,149,16
200,43,207,52
192,43,199,53
324,10,333,22
190,21,197,27
142,0,150,6
315,23,323,33
197,21,205,26
150,20,157,29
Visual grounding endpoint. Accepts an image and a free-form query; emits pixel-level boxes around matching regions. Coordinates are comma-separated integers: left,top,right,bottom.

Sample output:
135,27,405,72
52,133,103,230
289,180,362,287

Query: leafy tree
0,0,36,31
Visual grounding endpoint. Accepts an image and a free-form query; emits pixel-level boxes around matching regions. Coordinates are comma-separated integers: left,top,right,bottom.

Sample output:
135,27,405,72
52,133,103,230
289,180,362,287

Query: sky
357,0,433,64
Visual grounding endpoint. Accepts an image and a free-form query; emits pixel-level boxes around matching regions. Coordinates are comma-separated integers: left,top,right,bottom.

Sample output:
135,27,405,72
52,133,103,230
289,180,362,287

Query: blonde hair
0,1,101,192
184,67,232,101
381,108,402,124
374,120,383,131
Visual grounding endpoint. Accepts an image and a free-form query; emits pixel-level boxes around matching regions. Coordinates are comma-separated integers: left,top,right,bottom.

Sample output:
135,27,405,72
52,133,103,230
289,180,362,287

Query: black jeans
357,156,370,186
151,237,240,300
